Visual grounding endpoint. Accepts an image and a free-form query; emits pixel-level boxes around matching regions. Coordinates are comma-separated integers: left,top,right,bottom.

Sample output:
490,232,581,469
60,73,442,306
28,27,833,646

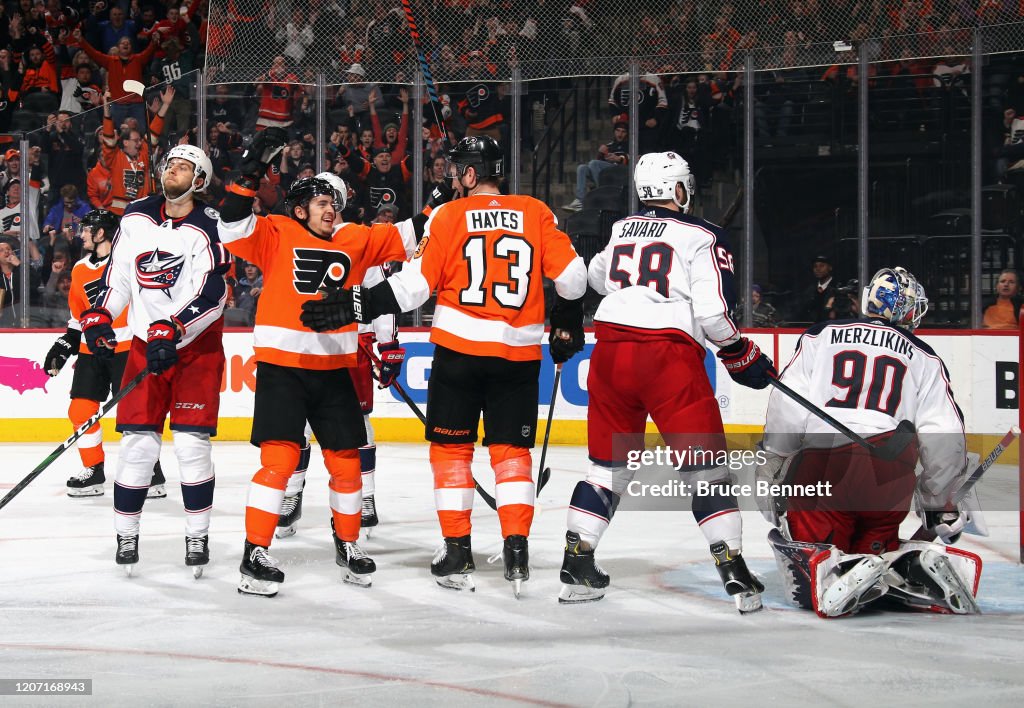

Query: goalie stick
910,425,1020,541
358,341,497,510
0,369,148,511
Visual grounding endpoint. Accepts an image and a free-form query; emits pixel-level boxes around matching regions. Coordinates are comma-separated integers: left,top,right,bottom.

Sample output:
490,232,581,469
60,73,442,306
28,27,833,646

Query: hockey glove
301,286,370,332
377,341,406,388
922,509,965,545
237,126,289,187
716,337,777,389
45,328,82,376
146,319,181,375
425,179,455,211
548,294,585,364
81,307,116,359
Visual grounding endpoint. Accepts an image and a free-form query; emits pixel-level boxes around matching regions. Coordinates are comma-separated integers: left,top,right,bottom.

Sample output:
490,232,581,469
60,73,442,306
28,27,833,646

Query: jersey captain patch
292,248,352,294
135,249,186,293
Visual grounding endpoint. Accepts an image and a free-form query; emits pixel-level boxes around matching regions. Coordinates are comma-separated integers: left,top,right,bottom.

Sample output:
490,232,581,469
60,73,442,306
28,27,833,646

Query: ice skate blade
435,574,475,592
67,486,104,498
192,566,204,579
558,583,606,604
340,567,373,587
274,524,297,539
511,578,524,599
238,574,279,597
735,592,763,614
146,484,167,499
120,563,136,578
361,526,374,539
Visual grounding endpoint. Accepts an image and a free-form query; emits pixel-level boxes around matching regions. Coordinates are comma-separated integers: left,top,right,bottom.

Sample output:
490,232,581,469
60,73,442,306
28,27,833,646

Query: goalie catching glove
716,337,776,389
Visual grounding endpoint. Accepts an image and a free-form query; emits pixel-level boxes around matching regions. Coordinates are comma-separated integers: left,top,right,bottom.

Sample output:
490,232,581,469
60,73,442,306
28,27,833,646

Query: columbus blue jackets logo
135,249,185,294
292,248,352,294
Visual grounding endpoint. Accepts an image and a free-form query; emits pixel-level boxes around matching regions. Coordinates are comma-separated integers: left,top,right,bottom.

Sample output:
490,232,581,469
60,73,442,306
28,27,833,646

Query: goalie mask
633,151,694,212
161,144,213,204
861,266,923,330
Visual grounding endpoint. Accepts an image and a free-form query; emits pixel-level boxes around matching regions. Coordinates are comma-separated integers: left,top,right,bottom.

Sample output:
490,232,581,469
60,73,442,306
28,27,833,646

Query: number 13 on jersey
459,233,534,310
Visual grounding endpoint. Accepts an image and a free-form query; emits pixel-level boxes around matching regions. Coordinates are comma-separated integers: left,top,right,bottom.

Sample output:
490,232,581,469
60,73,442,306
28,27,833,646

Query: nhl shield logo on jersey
292,248,352,294
135,249,186,292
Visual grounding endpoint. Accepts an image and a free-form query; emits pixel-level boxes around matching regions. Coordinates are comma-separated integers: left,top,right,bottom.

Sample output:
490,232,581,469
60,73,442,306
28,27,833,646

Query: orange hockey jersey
386,192,586,360
68,255,130,354
219,214,408,369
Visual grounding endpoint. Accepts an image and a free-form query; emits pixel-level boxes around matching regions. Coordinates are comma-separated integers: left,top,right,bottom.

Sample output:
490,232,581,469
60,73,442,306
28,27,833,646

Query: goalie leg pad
810,548,889,618
767,527,832,610
882,543,981,615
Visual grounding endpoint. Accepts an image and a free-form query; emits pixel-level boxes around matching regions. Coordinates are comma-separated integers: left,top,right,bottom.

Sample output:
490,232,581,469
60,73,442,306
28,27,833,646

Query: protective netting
204,0,1024,84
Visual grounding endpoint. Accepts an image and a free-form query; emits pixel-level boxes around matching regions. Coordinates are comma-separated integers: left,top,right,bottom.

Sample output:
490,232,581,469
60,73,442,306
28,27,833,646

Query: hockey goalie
757,266,983,618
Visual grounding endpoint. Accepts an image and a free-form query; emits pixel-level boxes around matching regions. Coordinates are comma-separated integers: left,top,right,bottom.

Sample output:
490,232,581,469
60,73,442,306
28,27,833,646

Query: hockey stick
536,364,561,495
0,368,148,512
768,377,916,461
400,0,450,147
910,425,1020,541
358,341,497,510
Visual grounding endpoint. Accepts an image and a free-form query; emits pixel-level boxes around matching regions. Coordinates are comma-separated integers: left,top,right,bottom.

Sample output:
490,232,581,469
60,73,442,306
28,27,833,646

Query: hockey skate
335,536,376,587
559,531,610,604
885,549,980,615
275,488,304,539
431,535,476,591
116,534,139,576
811,551,889,618
67,463,105,497
185,535,209,579
711,542,765,614
501,535,530,599
147,461,167,499
360,494,378,537
238,541,285,597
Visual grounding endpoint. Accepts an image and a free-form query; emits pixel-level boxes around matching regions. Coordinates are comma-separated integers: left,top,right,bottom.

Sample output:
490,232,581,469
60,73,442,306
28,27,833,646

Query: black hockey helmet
80,208,120,241
446,136,503,179
285,176,338,216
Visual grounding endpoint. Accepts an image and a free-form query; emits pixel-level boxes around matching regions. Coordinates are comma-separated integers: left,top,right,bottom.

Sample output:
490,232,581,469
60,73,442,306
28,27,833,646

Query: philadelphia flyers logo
369,187,397,209
466,84,490,107
292,248,352,294
83,275,106,306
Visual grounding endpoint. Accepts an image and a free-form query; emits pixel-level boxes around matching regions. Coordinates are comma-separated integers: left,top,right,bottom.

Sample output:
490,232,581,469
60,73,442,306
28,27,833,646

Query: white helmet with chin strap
162,144,213,204
633,151,694,212
315,171,348,211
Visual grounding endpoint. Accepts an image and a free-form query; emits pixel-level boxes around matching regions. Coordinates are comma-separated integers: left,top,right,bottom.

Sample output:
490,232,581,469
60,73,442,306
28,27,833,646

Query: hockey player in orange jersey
42,209,165,499
302,136,588,596
219,129,444,597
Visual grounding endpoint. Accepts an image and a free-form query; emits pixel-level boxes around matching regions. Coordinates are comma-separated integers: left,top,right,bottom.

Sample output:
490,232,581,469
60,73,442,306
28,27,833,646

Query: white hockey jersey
588,206,740,347
98,195,231,348
762,318,967,507
360,262,397,344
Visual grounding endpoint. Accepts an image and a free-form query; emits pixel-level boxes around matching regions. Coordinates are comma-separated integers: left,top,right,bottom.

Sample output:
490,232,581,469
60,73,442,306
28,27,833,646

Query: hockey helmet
861,266,922,330
285,176,338,216
162,144,214,202
634,151,694,211
446,136,504,179
79,208,120,242
315,171,348,212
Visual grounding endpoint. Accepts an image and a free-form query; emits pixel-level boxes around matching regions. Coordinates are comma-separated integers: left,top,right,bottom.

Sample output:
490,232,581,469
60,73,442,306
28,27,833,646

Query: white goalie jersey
763,318,967,507
587,206,740,348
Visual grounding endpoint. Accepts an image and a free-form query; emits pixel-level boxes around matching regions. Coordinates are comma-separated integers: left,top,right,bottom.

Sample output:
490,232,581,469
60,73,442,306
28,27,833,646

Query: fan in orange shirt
218,128,445,597
41,209,165,499
302,136,588,596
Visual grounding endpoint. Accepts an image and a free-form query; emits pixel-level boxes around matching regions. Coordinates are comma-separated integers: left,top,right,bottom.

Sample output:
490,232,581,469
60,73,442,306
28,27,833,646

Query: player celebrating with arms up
302,136,588,597
558,152,776,611
79,145,228,577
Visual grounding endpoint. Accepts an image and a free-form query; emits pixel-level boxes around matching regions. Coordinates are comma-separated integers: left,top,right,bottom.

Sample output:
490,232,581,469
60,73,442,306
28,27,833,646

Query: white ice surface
2,442,1023,707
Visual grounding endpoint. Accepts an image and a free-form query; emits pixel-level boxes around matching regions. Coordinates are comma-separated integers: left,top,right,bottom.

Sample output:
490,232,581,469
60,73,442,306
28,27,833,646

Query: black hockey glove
146,319,181,375
81,307,116,359
716,337,777,390
425,179,455,211
301,286,371,332
922,509,964,545
45,328,82,376
237,126,289,187
548,294,585,364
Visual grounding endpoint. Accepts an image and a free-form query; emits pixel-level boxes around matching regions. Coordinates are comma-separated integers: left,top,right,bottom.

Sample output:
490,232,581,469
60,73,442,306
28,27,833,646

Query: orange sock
490,444,534,538
69,398,103,468
325,449,361,542
245,441,299,547
430,442,475,538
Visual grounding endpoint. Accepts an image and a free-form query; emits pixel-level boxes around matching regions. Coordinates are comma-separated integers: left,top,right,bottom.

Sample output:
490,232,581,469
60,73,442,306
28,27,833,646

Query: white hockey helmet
162,144,214,203
315,171,348,212
634,151,694,211
860,266,923,330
